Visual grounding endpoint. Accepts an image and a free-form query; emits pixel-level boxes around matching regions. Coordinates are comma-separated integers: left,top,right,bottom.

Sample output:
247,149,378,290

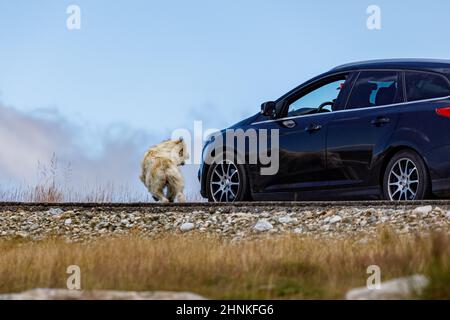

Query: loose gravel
0,204,449,242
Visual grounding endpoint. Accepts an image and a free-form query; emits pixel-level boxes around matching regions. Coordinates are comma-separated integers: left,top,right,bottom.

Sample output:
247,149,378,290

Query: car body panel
326,104,401,189
250,112,333,193
199,59,450,201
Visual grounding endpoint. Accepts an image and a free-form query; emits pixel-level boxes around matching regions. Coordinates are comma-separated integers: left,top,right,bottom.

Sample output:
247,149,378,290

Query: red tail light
436,107,450,118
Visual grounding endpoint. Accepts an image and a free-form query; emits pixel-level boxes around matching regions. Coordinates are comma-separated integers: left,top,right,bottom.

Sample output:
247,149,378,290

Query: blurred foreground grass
0,231,448,299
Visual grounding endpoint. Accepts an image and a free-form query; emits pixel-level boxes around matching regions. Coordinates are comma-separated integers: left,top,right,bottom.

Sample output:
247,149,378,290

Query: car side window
405,71,450,102
287,78,347,117
346,71,401,110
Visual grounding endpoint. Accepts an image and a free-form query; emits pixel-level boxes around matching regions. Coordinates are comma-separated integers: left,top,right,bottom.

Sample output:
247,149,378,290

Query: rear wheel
382,150,430,201
206,153,249,202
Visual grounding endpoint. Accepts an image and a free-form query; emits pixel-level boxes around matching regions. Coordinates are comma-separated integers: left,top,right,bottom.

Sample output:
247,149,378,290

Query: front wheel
382,150,430,201
206,153,249,203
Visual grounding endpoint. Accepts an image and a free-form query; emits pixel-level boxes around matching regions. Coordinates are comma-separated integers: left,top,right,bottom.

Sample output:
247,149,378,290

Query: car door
250,74,352,195
326,70,404,189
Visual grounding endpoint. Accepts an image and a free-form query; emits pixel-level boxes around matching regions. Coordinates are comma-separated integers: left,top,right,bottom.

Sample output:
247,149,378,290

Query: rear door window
346,71,402,110
405,71,450,102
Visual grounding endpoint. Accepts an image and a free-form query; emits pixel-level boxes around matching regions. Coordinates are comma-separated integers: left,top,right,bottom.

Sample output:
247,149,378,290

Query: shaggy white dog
140,138,189,203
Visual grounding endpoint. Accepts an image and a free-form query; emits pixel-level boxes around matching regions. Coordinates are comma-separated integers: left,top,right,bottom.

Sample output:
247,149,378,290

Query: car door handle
305,123,322,132
282,120,297,128
371,117,390,126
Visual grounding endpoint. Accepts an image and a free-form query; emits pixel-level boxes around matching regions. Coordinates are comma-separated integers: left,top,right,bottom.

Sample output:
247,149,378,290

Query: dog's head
172,137,189,166
150,138,189,166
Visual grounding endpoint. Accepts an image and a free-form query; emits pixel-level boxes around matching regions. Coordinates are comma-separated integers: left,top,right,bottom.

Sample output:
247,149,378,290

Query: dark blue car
199,59,450,202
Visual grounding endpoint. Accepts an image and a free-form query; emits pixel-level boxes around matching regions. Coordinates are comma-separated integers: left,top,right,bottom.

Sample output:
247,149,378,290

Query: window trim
251,93,450,126
251,68,450,126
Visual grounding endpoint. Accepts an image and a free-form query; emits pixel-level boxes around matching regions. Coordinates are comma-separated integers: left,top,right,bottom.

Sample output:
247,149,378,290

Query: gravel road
1,202,449,241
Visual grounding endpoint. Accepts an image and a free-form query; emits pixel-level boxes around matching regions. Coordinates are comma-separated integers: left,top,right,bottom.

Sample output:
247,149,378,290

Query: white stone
16,231,29,238
346,274,429,300
368,216,378,223
446,211,450,219
278,216,293,224
293,227,303,234
413,206,433,216
0,288,207,300
329,215,342,224
64,219,72,226
121,219,129,225
253,220,273,232
180,222,195,232
48,208,63,216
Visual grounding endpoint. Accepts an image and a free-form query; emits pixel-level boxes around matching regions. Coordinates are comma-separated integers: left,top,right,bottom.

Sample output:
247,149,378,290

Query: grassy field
0,154,204,203
0,231,448,299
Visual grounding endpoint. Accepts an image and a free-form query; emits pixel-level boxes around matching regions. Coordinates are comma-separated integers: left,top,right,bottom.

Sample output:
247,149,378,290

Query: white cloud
0,102,201,201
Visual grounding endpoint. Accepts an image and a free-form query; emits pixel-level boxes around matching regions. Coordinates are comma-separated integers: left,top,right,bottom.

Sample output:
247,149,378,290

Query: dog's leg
175,192,186,203
166,185,176,203
147,177,169,203
151,188,169,203
167,167,186,203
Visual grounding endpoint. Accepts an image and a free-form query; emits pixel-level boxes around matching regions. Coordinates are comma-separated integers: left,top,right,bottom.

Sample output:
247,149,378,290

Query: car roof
331,58,450,73
276,59,450,103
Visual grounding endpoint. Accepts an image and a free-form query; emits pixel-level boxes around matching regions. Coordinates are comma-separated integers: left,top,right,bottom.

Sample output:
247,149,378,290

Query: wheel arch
378,145,431,190
202,146,252,200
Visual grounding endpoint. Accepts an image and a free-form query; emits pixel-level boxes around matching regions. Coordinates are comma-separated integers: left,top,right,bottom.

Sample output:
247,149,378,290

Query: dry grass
0,182,154,203
0,154,204,203
0,231,448,299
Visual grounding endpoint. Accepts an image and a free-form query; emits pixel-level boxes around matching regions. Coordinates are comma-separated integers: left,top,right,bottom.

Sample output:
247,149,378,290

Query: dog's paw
160,197,170,203
176,193,186,203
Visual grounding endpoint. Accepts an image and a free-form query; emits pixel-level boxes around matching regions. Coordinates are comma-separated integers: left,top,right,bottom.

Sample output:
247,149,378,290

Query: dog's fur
140,138,189,203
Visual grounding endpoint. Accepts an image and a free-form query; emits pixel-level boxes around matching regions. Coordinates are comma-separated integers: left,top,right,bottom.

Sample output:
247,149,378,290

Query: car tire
382,150,431,201
206,152,250,202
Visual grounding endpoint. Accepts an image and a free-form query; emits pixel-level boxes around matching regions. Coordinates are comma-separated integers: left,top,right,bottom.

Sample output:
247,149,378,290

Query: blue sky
1,0,450,197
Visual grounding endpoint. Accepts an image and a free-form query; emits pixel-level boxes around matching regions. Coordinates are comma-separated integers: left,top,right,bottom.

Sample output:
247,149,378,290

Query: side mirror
261,101,276,117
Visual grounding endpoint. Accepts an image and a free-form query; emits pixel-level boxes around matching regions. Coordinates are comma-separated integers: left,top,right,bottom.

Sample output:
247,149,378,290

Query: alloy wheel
209,160,240,202
387,158,419,201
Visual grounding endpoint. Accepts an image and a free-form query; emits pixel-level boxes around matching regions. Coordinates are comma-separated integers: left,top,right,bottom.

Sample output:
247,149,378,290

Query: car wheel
206,153,249,203
382,150,430,201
